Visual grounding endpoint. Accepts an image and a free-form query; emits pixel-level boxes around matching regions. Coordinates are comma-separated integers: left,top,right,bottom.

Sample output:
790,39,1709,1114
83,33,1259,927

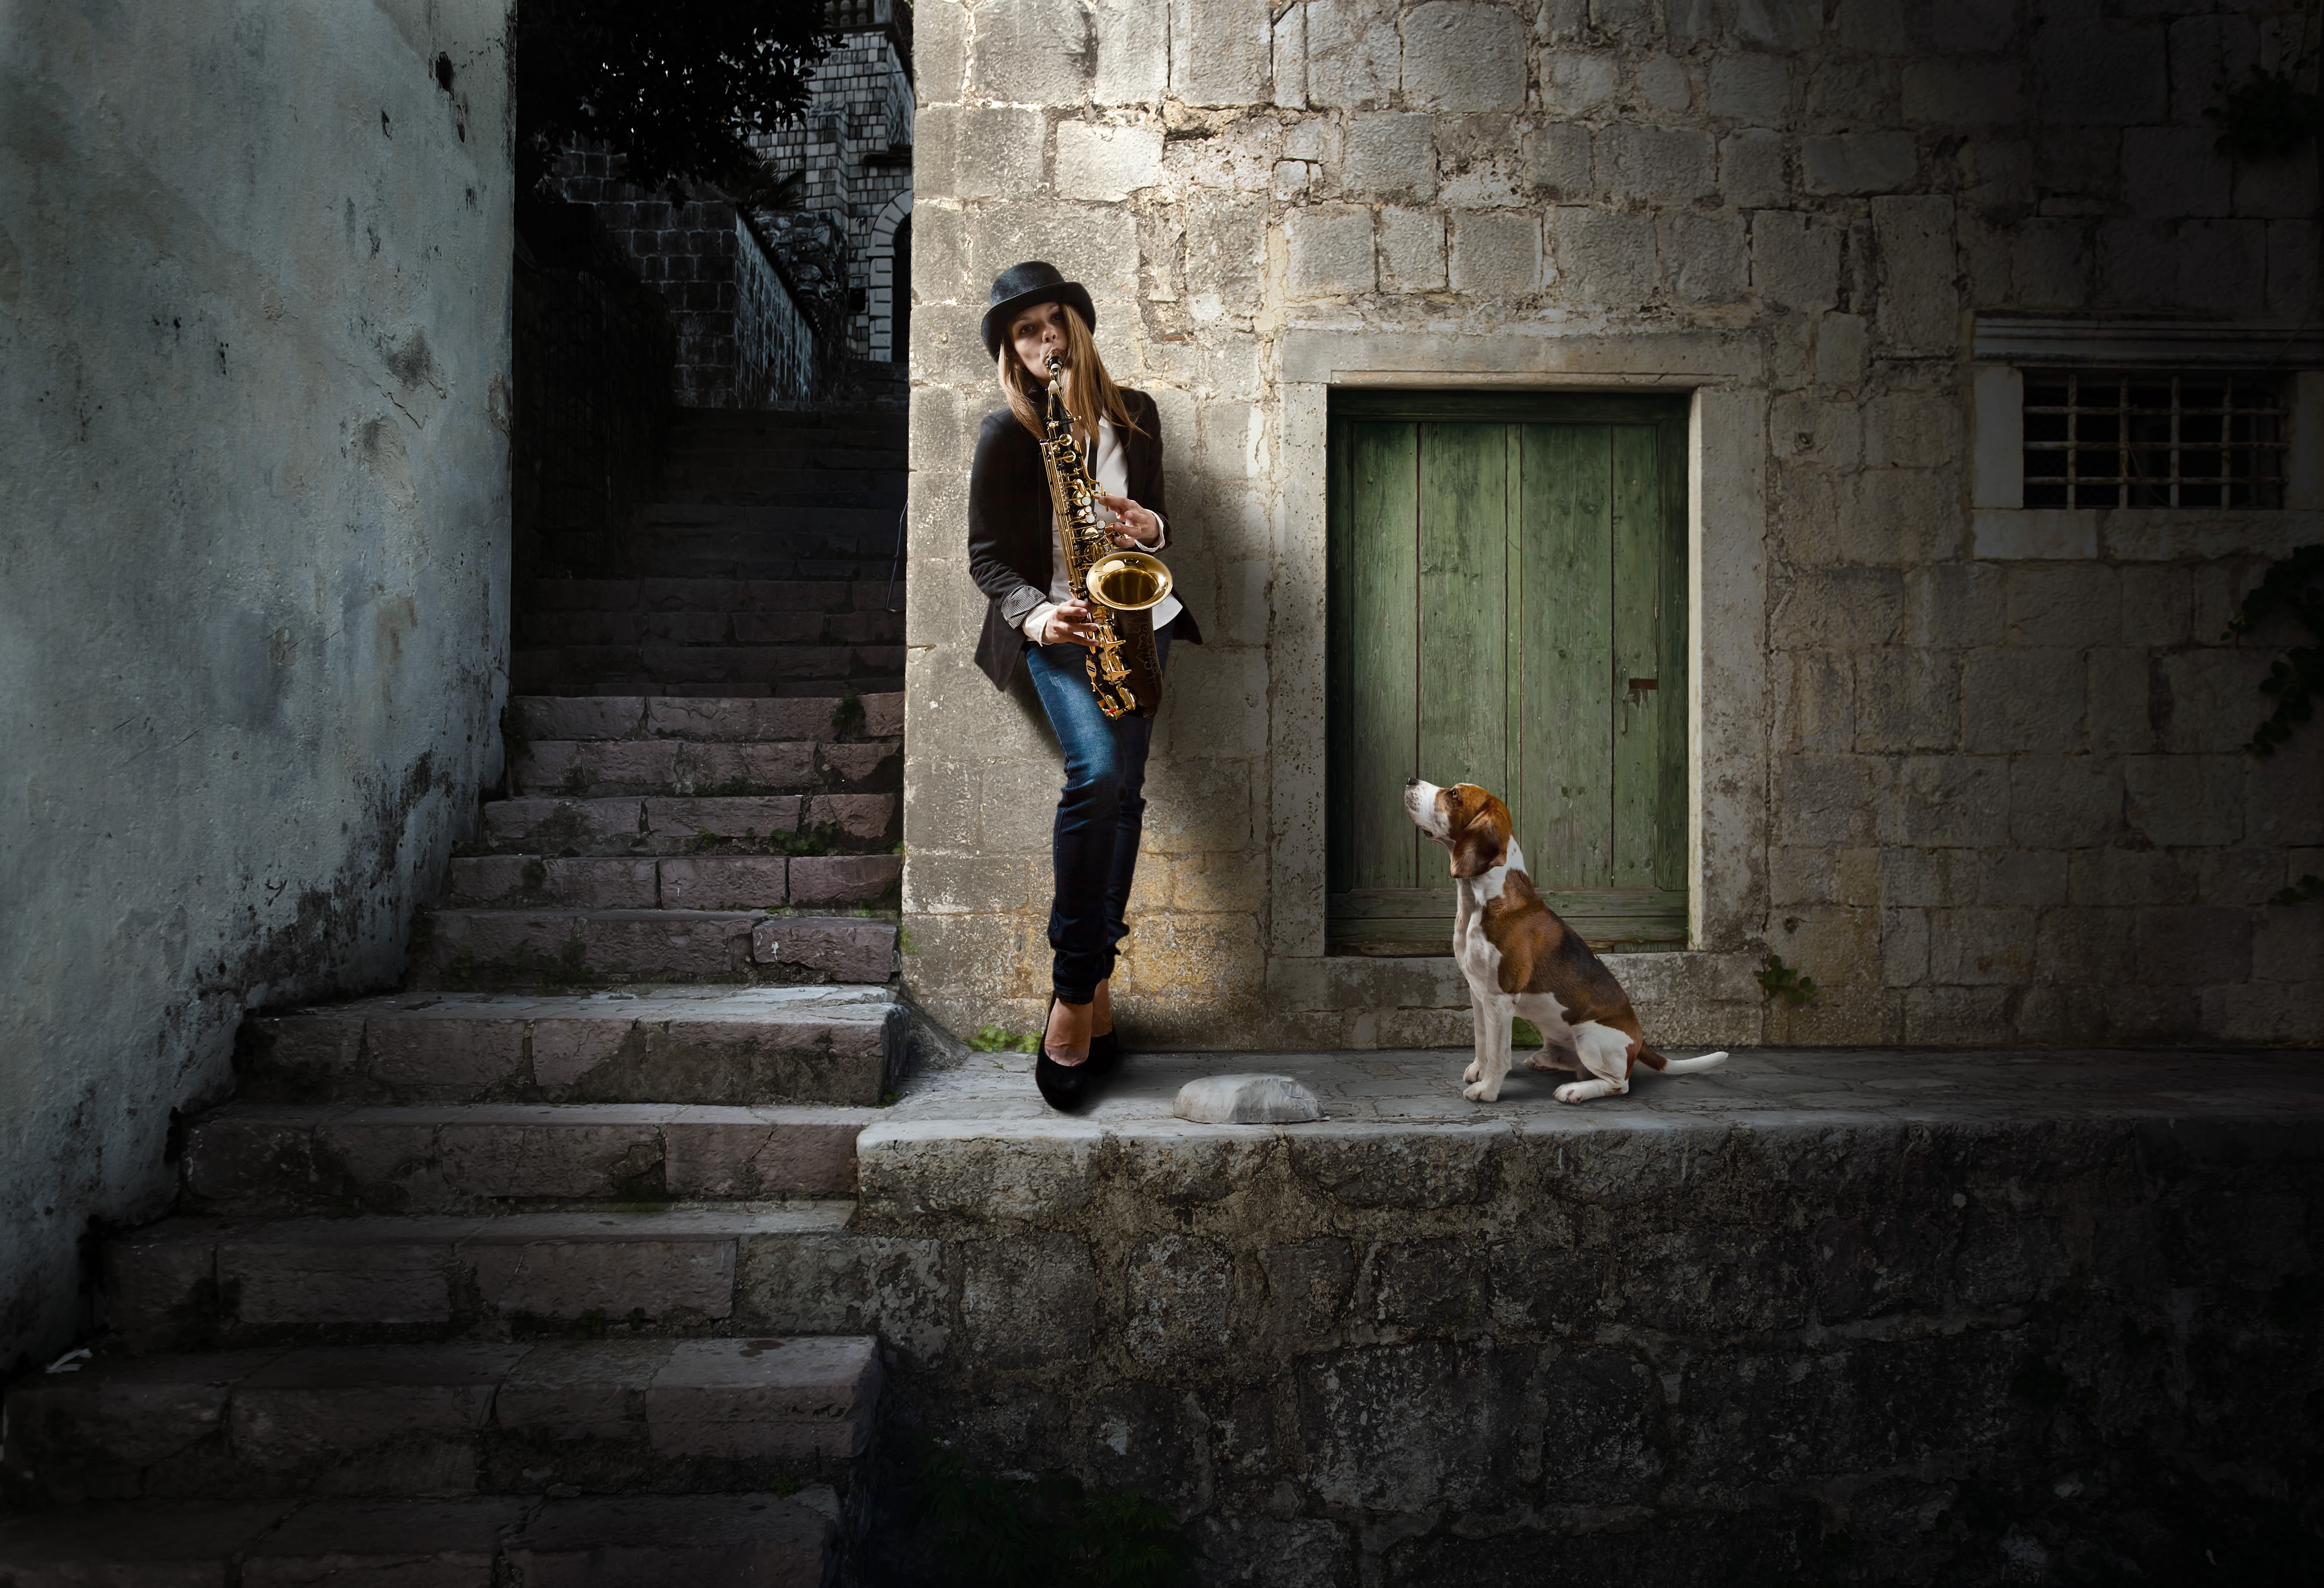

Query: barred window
2022,372,2288,509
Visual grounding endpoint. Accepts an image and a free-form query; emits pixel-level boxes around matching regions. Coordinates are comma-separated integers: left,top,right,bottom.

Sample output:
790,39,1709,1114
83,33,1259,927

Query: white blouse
1020,414,1182,641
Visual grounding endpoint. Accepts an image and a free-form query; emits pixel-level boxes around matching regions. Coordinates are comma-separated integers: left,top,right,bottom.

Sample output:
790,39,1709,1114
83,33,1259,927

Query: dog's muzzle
1403,778,1443,836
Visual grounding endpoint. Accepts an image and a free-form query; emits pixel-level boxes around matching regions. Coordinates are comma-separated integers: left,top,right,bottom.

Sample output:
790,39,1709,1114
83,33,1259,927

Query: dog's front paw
1553,1082,1597,1104
1462,1059,1481,1083
1463,1079,1503,1102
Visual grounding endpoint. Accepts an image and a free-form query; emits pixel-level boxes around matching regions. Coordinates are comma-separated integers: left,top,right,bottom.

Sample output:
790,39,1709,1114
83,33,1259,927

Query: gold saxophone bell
1086,549,1172,612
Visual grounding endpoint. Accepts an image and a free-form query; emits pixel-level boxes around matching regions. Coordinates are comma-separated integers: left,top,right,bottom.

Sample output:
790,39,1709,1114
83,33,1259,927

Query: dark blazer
966,388,1203,690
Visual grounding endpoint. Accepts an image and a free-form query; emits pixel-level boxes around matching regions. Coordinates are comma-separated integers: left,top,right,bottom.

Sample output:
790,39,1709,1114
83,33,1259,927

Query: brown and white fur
1403,778,1728,1104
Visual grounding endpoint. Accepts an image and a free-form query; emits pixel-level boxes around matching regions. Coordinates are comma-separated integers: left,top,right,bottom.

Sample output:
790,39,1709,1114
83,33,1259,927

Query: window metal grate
2022,371,2287,509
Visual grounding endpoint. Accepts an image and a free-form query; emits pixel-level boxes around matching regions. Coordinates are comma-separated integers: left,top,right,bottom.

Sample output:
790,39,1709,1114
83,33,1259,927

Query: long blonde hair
997,301,1143,443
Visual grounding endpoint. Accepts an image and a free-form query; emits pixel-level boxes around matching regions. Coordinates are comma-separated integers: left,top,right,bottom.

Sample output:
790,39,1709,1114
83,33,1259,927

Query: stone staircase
513,407,908,699
1,687,911,1581
3,391,922,1580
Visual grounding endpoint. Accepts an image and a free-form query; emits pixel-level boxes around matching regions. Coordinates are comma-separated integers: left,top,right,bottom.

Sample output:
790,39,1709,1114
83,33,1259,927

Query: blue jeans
1025,621,1173,1003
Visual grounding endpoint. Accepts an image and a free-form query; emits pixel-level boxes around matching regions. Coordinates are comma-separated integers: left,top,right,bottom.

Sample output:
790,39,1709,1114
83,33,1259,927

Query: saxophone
1037,354,1172,719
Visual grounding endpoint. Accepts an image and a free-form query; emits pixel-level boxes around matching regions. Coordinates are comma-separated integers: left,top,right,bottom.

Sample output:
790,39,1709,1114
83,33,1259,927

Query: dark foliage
2226,542,2323,757
2272,873,2324,908
2208,63,2324,161
515,0,830,199
913,1440,1202,1588
1756,952,1819,1008
828,687,867,740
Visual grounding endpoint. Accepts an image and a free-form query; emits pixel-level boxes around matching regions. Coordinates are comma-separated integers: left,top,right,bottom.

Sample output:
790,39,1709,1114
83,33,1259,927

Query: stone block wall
751,29,918,361
901,0,2323,1052
548,149,818,408
735,214,821,407
831,1085,2324,1582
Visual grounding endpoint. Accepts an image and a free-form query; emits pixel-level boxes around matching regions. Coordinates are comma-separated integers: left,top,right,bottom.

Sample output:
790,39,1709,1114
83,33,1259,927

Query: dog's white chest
1454,909,1500,988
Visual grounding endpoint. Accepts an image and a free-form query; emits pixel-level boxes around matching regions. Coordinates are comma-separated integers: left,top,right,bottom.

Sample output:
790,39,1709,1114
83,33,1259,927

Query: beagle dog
1403,778,1728,1104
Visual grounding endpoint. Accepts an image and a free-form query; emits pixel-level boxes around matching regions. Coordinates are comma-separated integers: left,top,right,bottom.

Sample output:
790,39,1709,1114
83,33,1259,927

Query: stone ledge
833,1047,2324,1582
859,1048,2324,1220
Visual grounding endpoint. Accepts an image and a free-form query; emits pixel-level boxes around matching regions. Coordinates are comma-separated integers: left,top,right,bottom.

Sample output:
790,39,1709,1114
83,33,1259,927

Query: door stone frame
1265,328,1768,1034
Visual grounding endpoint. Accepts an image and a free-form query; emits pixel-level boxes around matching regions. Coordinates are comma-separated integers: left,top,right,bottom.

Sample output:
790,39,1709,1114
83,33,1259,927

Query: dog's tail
1656,1049,1729,1074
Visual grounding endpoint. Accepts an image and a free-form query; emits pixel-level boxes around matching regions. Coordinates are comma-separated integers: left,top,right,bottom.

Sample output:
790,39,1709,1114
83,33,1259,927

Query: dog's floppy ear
1448,804,1506,879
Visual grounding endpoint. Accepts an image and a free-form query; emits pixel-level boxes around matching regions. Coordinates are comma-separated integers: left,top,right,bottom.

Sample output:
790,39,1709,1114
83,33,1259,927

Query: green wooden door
1327,391,1690,954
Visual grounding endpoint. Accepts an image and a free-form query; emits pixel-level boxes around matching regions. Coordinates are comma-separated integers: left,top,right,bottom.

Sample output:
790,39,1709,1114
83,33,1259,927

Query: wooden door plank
1416,422,1510,893
1345,421,1420,893
1503,426,1525,851
1609,424,1666,893
1333,887,1692,919
1654,414,1690,897
1517,424,1614,889
1327,417,1351,893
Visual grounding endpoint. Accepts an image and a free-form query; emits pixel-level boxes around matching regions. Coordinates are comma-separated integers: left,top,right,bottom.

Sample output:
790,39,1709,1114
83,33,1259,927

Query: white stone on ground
1173,1074,1323,1125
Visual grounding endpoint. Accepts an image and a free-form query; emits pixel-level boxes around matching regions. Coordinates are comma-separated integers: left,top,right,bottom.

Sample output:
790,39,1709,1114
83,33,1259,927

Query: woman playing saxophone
965,262,1204,1111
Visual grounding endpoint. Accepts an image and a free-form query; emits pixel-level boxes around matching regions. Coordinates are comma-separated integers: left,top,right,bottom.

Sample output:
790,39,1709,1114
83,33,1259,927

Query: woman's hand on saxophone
1096,493,1160,547
1039,598,1102,648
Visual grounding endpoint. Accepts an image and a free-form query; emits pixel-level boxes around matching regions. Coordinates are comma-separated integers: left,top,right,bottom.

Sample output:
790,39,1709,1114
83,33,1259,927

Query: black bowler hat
981,261,1097,361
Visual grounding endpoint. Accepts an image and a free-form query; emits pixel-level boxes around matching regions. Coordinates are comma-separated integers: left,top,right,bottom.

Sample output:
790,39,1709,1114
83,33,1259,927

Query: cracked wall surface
900,0,2321,1052
0,0,515,1371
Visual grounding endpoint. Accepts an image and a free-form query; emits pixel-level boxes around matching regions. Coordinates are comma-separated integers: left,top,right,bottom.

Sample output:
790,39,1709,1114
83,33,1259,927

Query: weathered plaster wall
0,0,513,1371
903,0,2322,1052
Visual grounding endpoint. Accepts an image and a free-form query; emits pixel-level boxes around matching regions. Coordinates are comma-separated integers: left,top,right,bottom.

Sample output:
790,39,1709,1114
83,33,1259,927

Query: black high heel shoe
1035,995,1097,1113
1088,1027,1121,1076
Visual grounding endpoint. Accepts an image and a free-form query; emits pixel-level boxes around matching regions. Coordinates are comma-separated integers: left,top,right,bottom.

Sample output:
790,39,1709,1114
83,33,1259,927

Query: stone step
412,908,759,988
446,854,900,911
659,490,904,517
621,532,894,573
524,580,899,617
105,1203,857,1348
508,736,898,797
513,642,900,687
515,676,907,704
667,417,904,444
664,428,897,453
668,416,905,445
181,1102,876,1214
669,403,904,429
566,555,895,585
4,1337,879,1506
236,987,905,1106
515,609,905,650
409,909,896,990
476,792,898,855
513,692,902,743
507,1492,839,1584
634,501,900,536
0,1493,836,1583
664,446,903,471
654,483,902,511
